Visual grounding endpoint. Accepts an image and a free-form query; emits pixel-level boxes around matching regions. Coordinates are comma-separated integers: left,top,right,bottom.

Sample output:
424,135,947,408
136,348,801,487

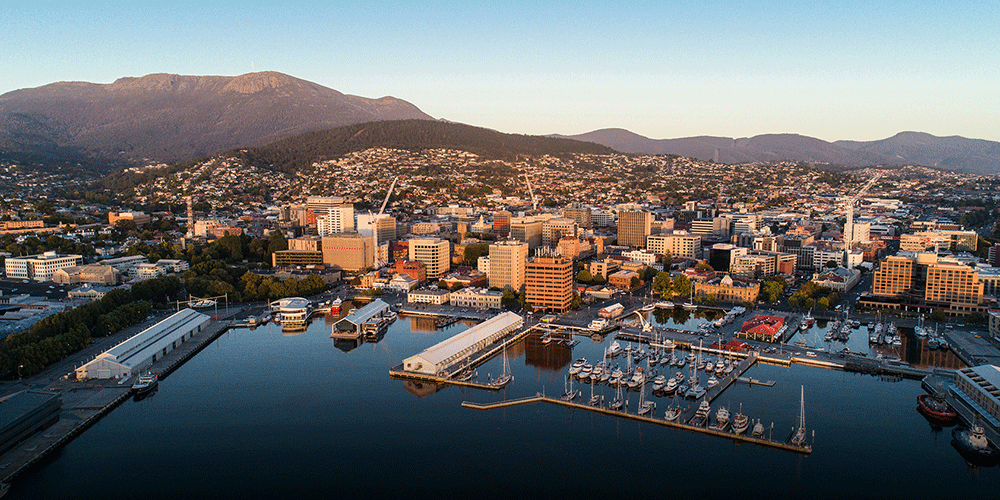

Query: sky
2,1,998,142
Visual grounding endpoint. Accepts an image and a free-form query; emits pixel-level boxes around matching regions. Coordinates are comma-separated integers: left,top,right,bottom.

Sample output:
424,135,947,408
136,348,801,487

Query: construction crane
844,173,881,255
523,173,537,211
369,176,399,270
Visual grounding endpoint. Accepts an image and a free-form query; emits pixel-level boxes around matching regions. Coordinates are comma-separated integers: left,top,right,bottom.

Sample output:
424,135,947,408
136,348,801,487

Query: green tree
826,260,838,269
816,297,830,311
642,266,658,282
576,269,594,284
652,272,673,298
673,274,691,296
463,244,490,265
695,262,714,272
630,276,641,289
928,310,947,322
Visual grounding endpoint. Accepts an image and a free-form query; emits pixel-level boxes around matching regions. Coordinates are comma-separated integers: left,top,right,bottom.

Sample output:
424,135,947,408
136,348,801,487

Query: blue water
14,311,998,499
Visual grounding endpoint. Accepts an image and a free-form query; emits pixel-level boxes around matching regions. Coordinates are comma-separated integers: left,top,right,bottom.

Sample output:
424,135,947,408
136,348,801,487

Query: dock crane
523,173,538,211
632,310,653,333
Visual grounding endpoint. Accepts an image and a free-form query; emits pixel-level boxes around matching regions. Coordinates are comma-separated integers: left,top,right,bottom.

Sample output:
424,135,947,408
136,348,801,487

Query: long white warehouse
75,308,211,380
403,311,523,376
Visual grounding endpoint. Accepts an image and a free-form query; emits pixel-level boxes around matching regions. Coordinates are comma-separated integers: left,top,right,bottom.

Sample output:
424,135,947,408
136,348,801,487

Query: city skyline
2,1,998,142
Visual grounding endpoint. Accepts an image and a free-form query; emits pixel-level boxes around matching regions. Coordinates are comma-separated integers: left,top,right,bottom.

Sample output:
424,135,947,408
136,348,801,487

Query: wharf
389,326,533,390
0,313,235,485
461,394,811,455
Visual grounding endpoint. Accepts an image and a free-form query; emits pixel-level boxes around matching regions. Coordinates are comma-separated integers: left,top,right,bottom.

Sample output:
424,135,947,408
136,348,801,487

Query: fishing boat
951,421,1000,462
790,385,808,446
752,419,765,438
731,404,750,435
664,404,682,422
710,406,730,431
330,297,343,315
132,373,158,396
916,394,958,425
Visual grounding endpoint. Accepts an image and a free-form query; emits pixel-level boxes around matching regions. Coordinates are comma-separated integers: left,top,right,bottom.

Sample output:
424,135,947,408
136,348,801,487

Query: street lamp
18,364,23,380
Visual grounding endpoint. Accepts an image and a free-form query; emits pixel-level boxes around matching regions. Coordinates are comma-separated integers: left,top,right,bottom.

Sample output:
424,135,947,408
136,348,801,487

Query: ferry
272,297,313,329
589,318,609,331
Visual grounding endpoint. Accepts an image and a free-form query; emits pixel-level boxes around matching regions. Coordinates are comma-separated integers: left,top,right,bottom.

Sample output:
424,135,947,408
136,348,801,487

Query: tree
501,289,519,308
695,262,714,272
570,291,582,310
928,310,946,322
576,269,594,284
630,276,641,289
463,244,489,265
968,312,986,325
673,275,691,296
816,297,830,311
652,272,673,298
641,266,658,282
826,260,838,269
437,280,448,289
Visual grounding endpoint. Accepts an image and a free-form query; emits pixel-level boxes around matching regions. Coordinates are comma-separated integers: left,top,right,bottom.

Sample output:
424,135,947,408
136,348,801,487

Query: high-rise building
317,206,355,236
617,210,652,249
525,256,573,313
646,231,702,260
492,211,512,237
488,240,528,291
562,207,592,229
408,238,451,279
510,218,543,248
542,218,578,247
868,253,984,314
592,210,614,227
356,213,396,243
321,233,373,272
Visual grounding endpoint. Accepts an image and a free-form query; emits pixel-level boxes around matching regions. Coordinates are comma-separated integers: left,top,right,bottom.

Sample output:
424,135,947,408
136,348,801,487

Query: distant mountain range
553,129,1000,174
2,71,997,176
0,71,431,169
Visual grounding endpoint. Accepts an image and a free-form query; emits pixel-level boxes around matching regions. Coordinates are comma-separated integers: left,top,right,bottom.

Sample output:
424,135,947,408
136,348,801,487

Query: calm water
15,310,999,499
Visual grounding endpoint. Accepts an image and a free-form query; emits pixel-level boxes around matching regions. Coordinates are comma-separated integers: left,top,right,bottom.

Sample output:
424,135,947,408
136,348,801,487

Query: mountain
834,131,1000,173
557,129,1000,173
233,119,616,173
0,71,432,169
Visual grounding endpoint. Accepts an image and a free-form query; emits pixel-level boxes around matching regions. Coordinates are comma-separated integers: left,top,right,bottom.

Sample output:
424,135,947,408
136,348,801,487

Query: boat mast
798,385,806,432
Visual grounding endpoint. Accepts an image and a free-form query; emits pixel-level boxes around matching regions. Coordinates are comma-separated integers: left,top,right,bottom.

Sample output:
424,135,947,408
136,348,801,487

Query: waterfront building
525,256,573,313
5,251,84,281
811,267,862,293
708,243,748,273
488,240,528,291
598,303,625,318
402,312,524,376
864,252,984,315
951,365,1000,430
449,286,503,310
693,275,760,303
332,299,392,338
387,274,419,292
75,308,210,379
738,314,787,343
407,288,451,305
408,238,451,280
617,210,652,249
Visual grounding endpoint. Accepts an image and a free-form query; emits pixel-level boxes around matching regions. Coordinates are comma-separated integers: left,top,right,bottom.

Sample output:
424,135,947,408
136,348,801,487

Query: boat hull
916,395,958,425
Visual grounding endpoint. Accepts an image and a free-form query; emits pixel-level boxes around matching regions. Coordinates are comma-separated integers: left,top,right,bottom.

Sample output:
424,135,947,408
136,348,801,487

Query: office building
525,256,573,313
5,251,84,281
409,238,451,279
563,206,592,229
617,210,652,249
322,233,374,272
510,218,543,248
492,210,512,237
317,206,355,236
542,218,578,248
489,240,528,291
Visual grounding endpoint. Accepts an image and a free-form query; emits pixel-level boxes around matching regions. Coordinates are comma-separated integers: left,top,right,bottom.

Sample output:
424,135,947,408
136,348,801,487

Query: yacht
711,406,731,431
607,340,623,357
663,376,679,395
731,404,750,435
684,383,706,399
790,386,808,446
626,367,646,389
656,301,675,309
706,376,719,388
132,373,158,395
752,419,765,438
652,374,668,391
560,376,580,401
569,358,587,375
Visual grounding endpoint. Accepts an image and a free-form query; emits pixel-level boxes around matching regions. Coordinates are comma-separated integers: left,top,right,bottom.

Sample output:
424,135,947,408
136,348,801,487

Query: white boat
568,357,586,375
711,406,730,431
560,375,580,401
652,374,668,391
637,370,655,415
626,367,646,389
490,343,512,388
640,303,656,312
655,301,675,309
752,419,765,438
683,301,697,311
790,385,808,446
607,340,623,357
589,318,609,331
706,376,719,388
664,405,682,422
731,404,750,435
664,377,678,394
610,383,625,411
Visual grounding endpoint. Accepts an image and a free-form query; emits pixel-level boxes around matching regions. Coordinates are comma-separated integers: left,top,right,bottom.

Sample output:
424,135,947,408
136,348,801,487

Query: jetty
462,394,811,455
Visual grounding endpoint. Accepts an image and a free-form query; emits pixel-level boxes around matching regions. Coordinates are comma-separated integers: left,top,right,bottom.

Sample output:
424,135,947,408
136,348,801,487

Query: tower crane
369,176,399,269
523,173,537,211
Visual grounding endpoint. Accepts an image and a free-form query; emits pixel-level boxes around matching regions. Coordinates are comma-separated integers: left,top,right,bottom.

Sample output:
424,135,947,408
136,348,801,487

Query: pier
0,313,236,485
461,394,811,455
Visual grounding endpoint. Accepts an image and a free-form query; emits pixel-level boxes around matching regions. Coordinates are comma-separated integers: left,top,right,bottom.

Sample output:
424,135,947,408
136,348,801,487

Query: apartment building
525,256,573,313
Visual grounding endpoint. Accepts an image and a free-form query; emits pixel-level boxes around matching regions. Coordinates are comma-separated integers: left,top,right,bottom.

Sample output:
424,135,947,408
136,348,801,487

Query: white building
100,255,149,275
75,308,210,379
317,206,355,236
407,288,451,305
449,287,503,310
156,259,190,273
5,251,84,281
130,263,166,280
402,312,523,375
387,274,419,292
623,250,660,266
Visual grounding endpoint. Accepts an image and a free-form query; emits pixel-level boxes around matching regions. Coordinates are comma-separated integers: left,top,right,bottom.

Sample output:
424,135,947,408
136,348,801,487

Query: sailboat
610,382,626,411
637,359,656,415
588,378,601,406
790,385,808,446
489,342,512,388
560,375,580,401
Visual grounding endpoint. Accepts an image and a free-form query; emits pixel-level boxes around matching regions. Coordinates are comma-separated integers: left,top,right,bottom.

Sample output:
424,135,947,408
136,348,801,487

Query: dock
461,394,811,455
0,314,235,485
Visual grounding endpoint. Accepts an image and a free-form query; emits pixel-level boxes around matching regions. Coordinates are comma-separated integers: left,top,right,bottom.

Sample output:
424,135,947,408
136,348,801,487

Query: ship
916,394,958,425
951,424,1000,463
330,297,343,315
132,373,159,396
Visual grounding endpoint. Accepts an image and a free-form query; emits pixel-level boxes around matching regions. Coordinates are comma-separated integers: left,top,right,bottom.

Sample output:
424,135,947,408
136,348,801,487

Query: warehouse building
402,312,523,376
331,299,391,338
0,390,61,454
75,308,211,380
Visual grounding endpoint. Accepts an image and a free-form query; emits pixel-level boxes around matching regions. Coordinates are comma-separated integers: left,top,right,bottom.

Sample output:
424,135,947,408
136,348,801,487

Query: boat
489,342,512,387
790,385,808,446
568,357,586,375
652,374,668,392
689,400,711,427
664,405,682,422
330,297,343,315
589,318,610,331
916,394,958,425
706,376,719,388
683,301,697,311
951,421,1000,462
627,367,646,389
578,364,594,379
640,303,656,312
637,373,655,416
752,419,765,438
731,403,750,435
607,340,623,357
560,375,580,401
663,376,679,395
710,406,730,431
132,373,158,395
610,383,626,411
588,378,601,406
685,383,706,399
655,301,675,309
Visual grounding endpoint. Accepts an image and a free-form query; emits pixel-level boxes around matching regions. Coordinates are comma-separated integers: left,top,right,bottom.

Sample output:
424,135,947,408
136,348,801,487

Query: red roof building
738,314,787,343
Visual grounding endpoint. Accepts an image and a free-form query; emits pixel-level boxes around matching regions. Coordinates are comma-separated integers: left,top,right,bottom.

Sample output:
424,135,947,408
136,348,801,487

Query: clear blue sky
2,1,997,141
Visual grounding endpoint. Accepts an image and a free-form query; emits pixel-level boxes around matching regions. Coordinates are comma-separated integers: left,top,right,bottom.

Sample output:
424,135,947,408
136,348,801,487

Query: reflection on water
524,334,573,372
403,379,443,398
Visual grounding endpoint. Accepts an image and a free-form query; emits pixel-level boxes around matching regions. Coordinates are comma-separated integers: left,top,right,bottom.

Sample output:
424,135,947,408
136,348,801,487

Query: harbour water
15,310,999,499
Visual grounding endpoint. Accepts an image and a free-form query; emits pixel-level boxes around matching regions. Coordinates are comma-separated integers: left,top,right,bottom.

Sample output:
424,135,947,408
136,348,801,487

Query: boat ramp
461,394,812,455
